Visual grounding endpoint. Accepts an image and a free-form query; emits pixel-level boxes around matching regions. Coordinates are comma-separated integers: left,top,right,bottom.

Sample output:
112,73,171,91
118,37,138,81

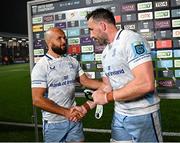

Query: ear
99,22,106,31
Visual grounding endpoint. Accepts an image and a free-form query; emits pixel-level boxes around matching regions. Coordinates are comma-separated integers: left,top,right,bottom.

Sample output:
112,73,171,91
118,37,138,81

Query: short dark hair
86,8,116,25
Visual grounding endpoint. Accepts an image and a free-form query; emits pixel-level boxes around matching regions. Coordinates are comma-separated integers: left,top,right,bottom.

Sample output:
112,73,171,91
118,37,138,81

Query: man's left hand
92,89,108,105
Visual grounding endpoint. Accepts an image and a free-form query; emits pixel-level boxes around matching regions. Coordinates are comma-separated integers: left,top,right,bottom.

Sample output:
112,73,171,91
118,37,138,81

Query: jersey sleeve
31,61,47,88
126,33,152,70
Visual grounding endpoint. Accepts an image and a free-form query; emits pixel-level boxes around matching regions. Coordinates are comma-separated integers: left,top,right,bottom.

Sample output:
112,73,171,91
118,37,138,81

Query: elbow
145,82,155,93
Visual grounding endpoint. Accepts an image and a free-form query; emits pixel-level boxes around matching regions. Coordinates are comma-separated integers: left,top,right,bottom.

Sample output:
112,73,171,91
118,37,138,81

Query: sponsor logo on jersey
106,69,125,77
132,41,146,55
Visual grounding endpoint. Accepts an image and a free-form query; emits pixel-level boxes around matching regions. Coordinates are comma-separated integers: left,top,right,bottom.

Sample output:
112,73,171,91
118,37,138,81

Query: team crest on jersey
132,41,146,55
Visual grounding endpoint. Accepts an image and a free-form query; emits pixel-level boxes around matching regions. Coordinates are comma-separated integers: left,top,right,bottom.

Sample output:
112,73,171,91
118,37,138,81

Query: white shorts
111,110,163,142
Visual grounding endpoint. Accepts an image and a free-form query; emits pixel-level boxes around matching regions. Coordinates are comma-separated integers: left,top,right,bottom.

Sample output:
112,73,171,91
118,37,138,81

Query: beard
51,45,67,55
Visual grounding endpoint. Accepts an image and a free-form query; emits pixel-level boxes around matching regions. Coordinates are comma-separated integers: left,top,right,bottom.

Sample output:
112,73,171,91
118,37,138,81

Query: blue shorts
43,120,84,142
111,110,163,142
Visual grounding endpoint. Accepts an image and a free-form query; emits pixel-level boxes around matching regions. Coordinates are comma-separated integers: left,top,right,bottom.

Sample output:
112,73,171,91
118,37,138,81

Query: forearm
107,79,155,102
82,78,102,89
33,97,68,116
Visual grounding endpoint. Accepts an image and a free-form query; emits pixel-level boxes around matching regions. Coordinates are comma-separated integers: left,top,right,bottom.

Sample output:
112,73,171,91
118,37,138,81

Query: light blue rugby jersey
102,30,160,116
31,54,84,122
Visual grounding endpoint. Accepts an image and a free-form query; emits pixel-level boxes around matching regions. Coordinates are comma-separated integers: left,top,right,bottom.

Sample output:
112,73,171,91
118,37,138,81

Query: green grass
0,63,180,142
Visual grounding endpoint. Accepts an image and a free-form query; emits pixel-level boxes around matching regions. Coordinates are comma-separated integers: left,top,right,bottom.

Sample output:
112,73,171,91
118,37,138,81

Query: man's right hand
64,108,84,122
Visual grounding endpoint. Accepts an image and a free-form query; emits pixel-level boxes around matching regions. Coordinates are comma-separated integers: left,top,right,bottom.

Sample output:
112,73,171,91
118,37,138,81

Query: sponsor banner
122,13,136,22
151,50,156,59
154,10,170,19
79,10,88,19
80,28,90,35
81,45,94,53
171,0,180,7
175,70,180,77
80,36,93,44
171,9,180,18
155,30,172,39
141,32,154,39
148,41,155,49
96,63,103,69
156,40,172,49
138,12,153,21
121,3,136,13
154,19,171,29
138,21,154,30
114,15,121,23
67,28,80,37
66,11,79,20
173,39,180,48
43,15,54,23
137,2,152,11
85,72,95,79
94,45,105,53
55,22,66,29
172,19,180,27
174,59,180,67
157,50,172,58
33,32,44,39
173,29,180,37
33,40,45,49
55,13,66,21
33,25,43,32
158,70,174,78
157,60,173,68
82,63,96,70
174,49,180,57
157,80,174,87
33,49,44,56
124,23,137,30
67,20,79,27
81,54,94,61
95,53,102,61
154,0,169,9
68,37,80,45
68,45,81,54
80,20,87,27
32,16,43,24
43,23,54,31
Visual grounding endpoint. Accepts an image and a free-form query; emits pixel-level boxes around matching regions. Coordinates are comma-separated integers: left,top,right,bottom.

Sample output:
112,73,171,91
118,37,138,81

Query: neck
107,26,118,44
47,50,61,58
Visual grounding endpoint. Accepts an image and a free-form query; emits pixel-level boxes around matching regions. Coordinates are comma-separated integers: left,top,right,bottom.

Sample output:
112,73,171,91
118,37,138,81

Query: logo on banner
138,12,153,20
137,2,152,11
121,3,136,12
